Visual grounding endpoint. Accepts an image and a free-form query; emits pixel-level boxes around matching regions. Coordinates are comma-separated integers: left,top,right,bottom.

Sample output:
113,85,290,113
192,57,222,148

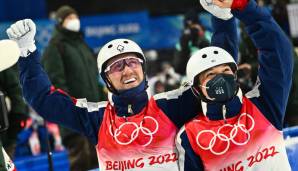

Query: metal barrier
14,151,69,171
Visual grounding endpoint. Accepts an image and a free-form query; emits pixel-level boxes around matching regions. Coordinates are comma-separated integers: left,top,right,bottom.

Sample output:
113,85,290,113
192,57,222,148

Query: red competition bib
185,97,291,171
96,97,179,171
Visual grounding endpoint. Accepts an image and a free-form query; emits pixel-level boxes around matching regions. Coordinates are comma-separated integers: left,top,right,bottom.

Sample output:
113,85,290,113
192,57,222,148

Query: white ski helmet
186,46,237,85
97,38,145,74
97,38,146,94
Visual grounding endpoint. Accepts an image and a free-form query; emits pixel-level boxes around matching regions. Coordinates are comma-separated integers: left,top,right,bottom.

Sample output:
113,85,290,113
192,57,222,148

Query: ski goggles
104,57,143,74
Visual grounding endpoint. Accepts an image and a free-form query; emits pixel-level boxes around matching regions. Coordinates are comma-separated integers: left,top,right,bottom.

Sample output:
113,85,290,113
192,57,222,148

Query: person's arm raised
7,19,104,144
216,0,294,130
200,0,238,61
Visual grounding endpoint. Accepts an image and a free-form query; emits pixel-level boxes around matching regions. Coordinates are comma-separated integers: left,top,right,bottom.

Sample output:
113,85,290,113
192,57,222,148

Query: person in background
174,9,210,75
1,90,16,171
41,5,105,171
238,23,258,93
176,0,293,170
271,0,290,36
284,50,298,127
14,109,64,157
148,62,181,95
0,67,28,159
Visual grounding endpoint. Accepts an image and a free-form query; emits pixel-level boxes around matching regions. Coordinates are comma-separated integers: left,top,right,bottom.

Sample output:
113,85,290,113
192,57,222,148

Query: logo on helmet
204,0,213,6
117,45,124,52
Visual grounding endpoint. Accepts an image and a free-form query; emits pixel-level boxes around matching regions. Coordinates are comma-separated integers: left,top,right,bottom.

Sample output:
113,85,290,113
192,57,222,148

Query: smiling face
105,53,144,91
198,64,234,98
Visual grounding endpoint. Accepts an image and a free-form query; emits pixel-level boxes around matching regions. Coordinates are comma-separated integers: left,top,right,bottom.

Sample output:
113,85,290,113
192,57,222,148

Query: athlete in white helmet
176,0,293,170
5,17,214,170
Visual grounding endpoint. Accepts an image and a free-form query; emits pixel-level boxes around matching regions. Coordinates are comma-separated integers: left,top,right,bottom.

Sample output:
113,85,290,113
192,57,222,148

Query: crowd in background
0,0,297,170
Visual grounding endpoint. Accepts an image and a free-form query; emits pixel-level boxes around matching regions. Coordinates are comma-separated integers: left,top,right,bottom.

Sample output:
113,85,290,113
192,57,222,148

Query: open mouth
123,78,137,84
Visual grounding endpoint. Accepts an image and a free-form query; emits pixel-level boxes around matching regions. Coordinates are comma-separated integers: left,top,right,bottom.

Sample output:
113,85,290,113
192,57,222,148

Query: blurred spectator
237,63,254,93
272,0,290,36
174,9,210,75
148,62,181,95
15,110,64,157
1,90,16,171
0,66,28,159
153,80,166,94
284,49,298,127
161,62,181,89
144,49,159,77
41,5,105,171
238,23,259,93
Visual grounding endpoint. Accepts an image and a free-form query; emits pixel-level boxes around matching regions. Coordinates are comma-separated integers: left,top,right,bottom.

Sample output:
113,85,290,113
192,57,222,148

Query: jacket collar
54,25,83,40
201,88,243,121
108,80,150,117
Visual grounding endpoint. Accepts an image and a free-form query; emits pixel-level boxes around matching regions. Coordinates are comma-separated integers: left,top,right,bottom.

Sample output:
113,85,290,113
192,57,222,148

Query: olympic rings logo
109,116,159,146
196,113,255,155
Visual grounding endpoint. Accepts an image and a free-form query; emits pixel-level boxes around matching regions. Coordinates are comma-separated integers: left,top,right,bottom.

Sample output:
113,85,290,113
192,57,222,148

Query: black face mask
203,74,238,103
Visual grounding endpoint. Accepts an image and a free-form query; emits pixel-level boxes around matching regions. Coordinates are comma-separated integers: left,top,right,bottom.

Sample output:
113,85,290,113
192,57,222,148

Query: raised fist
6,19,36,57
199,0,233,20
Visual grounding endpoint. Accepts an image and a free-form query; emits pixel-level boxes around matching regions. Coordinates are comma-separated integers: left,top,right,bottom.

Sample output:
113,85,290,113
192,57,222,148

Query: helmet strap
191,86,212,103
191,74,211,102
103,73,120,95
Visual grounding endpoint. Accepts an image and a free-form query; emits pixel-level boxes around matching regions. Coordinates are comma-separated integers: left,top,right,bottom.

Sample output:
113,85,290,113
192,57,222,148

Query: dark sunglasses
104,57,143,74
